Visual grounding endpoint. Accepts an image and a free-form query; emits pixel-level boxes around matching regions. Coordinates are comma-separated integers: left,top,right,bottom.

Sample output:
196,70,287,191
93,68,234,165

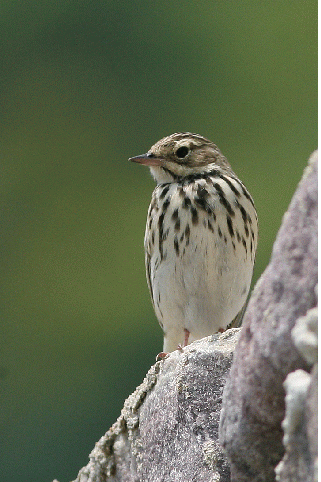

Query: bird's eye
175,146,190,158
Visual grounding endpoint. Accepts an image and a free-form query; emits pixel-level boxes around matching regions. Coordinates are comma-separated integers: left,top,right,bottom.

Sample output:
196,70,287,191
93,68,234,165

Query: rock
292,303,318,366
275,300,318,482
219,151,318,482
306,365,318,481
274,367,318,482
72,329,240,482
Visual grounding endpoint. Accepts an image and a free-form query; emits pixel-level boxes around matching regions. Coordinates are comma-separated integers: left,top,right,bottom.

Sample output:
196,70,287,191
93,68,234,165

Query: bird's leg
184,328,190,346
177,328,190,351
157,328,191,359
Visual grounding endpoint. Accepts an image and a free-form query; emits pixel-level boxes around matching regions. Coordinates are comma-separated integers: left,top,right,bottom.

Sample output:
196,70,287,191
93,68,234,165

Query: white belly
145,176,257,352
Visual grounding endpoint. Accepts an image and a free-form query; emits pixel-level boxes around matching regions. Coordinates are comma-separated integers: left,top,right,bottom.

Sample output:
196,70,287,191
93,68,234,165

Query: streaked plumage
130,133,258,353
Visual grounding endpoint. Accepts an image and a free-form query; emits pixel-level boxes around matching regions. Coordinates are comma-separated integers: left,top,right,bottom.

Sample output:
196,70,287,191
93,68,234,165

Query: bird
129,132,258,353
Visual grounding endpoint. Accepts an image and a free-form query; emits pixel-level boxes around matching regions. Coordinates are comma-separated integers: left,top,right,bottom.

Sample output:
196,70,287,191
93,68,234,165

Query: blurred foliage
0,1,317,481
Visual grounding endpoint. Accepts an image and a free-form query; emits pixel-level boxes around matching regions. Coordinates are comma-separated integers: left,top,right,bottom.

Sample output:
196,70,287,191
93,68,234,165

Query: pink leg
177,328,191,351
157,329,192,359
184,328,190,346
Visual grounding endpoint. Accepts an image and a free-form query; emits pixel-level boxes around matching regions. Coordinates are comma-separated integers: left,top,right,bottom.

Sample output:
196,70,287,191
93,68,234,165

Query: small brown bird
129,133,258,353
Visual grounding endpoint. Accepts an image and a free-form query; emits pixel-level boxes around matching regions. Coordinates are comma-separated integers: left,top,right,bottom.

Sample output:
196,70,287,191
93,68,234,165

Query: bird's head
129,132,232,183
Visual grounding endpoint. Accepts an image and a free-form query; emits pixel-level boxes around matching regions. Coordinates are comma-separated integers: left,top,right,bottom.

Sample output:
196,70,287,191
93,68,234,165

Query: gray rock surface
219,151,318,482
72,329,240,482
275,301,318,482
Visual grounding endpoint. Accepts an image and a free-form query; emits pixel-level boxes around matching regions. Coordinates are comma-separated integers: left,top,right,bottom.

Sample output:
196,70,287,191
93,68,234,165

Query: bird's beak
128,153,164,167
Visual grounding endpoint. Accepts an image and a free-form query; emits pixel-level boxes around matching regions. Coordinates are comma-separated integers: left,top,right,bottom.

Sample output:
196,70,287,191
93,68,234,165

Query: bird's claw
156,352,169,361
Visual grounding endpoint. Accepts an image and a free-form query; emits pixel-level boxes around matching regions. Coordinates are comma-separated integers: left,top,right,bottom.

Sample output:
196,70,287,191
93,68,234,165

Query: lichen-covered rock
275,301,318,482
219,151,318,482
72,329,240,482
274,367,317,482
292,303,318,366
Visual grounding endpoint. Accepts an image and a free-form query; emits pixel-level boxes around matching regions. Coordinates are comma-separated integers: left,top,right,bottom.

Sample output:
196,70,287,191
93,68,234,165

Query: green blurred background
0,1,317,481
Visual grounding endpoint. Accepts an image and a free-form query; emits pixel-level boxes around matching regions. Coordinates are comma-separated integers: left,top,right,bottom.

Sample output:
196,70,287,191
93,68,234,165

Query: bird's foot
156,352,169,361
177,328,191,351
158,329,191,359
